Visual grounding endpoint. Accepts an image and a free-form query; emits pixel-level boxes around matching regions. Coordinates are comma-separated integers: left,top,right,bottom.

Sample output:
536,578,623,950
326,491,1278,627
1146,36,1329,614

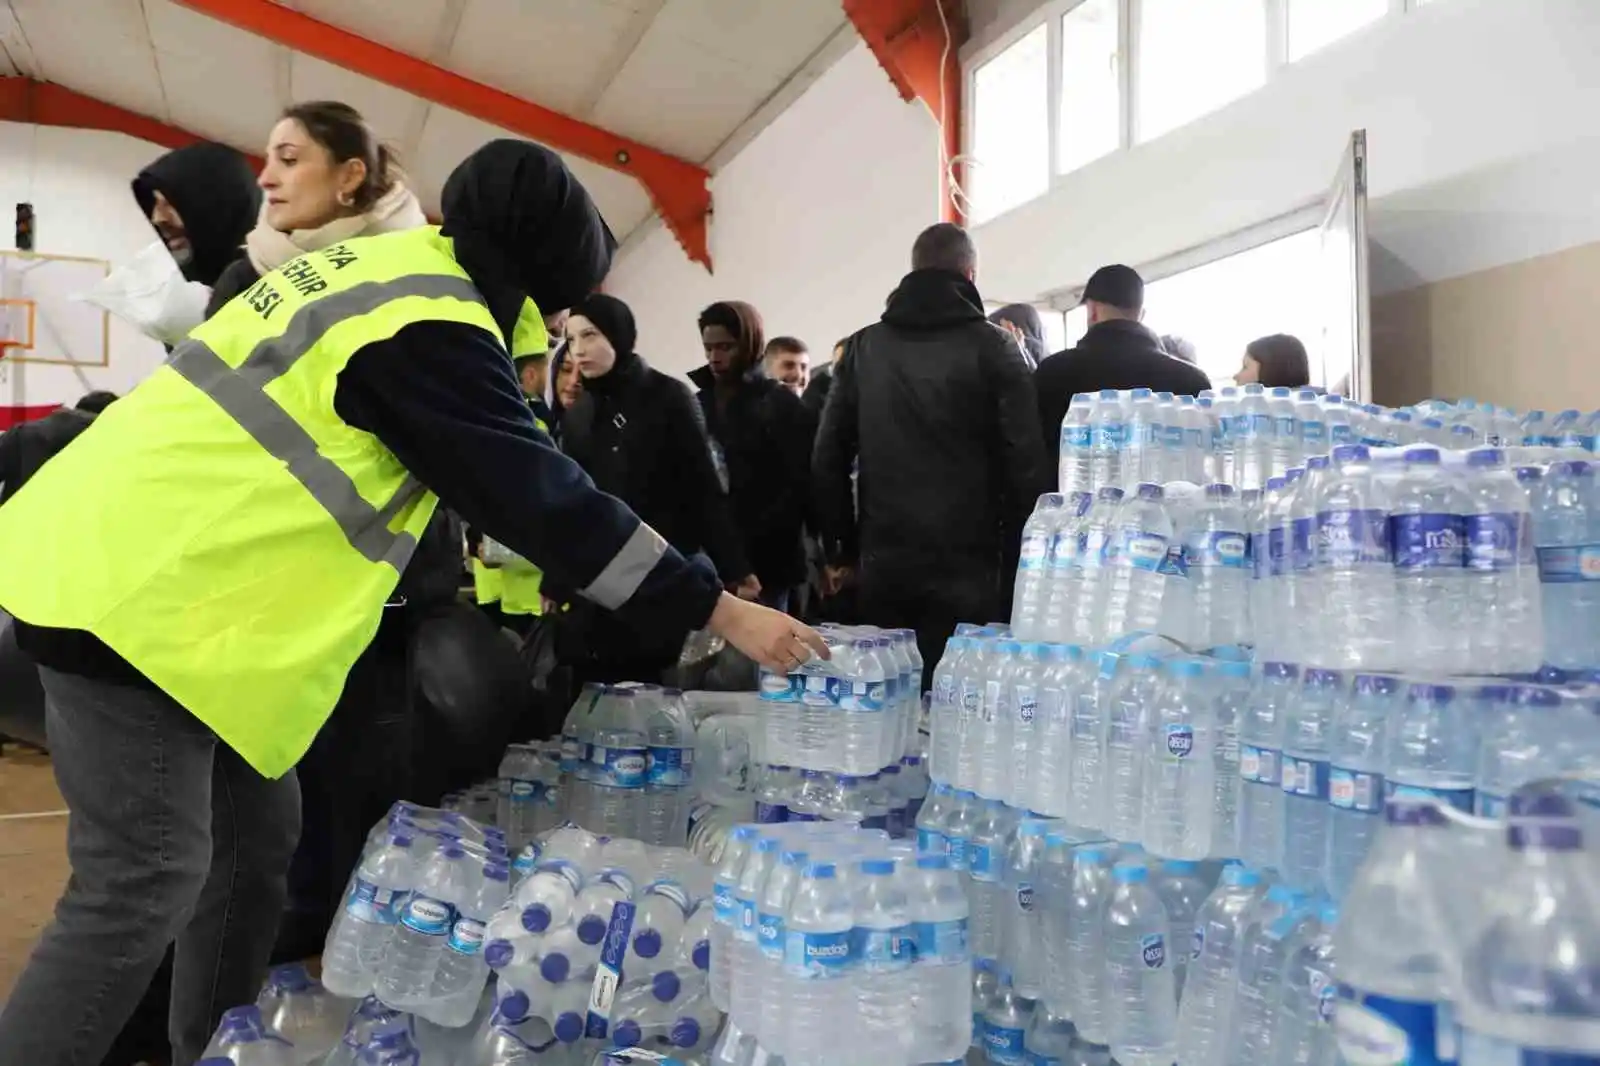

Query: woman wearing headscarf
555,294,753,682
0,139,822,1066
989,302,1048,368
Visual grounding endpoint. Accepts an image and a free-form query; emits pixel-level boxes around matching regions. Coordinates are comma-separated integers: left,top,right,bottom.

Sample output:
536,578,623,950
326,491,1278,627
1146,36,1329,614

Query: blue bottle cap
484,939,515,970
498,989,530,1022
553,1012,586,1043
1162,859,1200,875
577,915,609,945
1112,862,1148,883
613,1021,643,1048
653,968,682,1002
633,928,664,958
671,1019,703,1048
521,904,553,933
540,953,570,984
692,938,711,971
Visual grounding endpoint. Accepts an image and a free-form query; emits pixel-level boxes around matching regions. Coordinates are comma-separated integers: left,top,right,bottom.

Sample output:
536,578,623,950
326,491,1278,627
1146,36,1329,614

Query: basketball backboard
0,250,110,368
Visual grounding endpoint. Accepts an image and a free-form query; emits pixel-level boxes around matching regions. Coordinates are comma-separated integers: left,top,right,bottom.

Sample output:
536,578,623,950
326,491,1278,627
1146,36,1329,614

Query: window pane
1287,0,1388,61
1058,0,1121,175
1137,0,1267,143
1064,304,1089,348
1040,307,1067,355
971,25,1050,222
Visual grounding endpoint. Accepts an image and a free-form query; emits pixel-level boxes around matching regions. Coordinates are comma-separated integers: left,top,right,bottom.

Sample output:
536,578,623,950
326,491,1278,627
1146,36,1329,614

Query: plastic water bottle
984,985,1037,1065
1028,643,1080,818
1099,485,1174,641
1064,844,1118,1046
1269,386,1299,477
852,857,914,1064
1390,447,1470,675
760,662,802,772
1326,673,1398,901
710,825,757,1010
1314,444,1395,671
1333,795,1462,1066
203,1005,295,1066
977,641,1020,801
1037,829,1075,1014
353,1026,422,1066
1272,900,1340,1066
1207,659,1249,859
1458,791,1600,1064
1158,393,1186,485
640,688,695,846
1225,884,1310,1066
907,852,972,1063
1182,485,1251,650
1060,395,1095,497
377,843,472,1009
1234,384,1273,491
1142,657,1213,860
1386,682,1478,813
1106,653,1164,844
321,998,406,1066
1476,683,1565,820
1125,387,1162,488
1007,643,1045,809
1461,447,1544,673
944,789,979,892
915,782,953,857
1069,651,1117,832
1002,817,1049,998
1070,487,1124,643
322,830,417,997
1255,477,1288,659
255,964,343,1064
590,688,648,838
798,635,847,773
1024,1003,1076,1066
780,859,855,1064
1239,662,1297,875
1530,461,1600,671
1213,387,1239,486
1175,863,1263,1066
497,744,542,850
955,638,994,793
1104,862,1177,1066
731,838,781,1031
1090,389,1126,492
930,638,963,784
1280,668,1341,895
1154,859,1206,1003
754,846,807,1045
1040,496,1089,644
426,860,510,1025
967,799,1012,968
629,878,692,979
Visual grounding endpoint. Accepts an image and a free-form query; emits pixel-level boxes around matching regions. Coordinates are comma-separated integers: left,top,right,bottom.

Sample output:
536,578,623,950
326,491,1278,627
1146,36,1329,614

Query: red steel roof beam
171,0,713,270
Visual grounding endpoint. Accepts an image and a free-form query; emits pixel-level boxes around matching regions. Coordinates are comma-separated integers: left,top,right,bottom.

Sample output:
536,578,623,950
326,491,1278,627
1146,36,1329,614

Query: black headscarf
131,141,261,287
989,303,1047,367
441,139,617,343
571,293,638,367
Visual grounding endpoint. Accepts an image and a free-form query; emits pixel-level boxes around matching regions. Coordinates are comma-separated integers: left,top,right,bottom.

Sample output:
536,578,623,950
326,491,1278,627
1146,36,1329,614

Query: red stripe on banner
0,404,62,429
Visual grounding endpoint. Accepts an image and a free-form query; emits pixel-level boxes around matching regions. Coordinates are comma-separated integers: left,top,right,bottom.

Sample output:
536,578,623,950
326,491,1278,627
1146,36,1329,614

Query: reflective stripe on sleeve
581,521,668,609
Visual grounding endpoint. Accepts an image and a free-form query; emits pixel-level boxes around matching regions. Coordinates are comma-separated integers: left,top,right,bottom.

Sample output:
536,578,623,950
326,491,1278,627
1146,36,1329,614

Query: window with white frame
970,24,1050,223
1057,0,1121,176
1287,0,1389,62
1136,0,1267,143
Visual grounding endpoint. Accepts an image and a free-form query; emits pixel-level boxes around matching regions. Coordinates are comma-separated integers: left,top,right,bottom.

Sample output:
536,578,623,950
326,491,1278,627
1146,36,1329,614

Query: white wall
606,44,943,380
972,0,1600,304
0,121,171,411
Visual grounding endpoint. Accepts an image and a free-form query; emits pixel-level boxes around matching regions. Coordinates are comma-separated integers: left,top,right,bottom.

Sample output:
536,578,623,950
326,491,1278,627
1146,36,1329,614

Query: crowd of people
0,95,1314,1066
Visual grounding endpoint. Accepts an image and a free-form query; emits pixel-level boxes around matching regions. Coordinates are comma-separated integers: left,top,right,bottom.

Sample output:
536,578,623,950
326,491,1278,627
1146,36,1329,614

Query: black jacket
801,363,834,417
0,408,95,505
1034,319,1212,456
562,351,749,583
131,142,260,288
688,365,815,590
813,268,1052,576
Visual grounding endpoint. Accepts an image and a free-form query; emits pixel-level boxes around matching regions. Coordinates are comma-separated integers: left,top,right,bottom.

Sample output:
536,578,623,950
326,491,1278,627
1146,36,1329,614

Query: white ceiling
0,0,853,238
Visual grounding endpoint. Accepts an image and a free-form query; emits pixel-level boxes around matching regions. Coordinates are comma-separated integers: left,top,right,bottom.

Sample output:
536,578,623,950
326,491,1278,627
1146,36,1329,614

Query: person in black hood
554,293,753,681
813,223,1051,683
989,303,1047,368
131,141,261,288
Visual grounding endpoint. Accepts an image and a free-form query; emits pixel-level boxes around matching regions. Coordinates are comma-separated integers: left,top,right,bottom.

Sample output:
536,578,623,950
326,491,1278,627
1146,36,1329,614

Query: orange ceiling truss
171,0,714,271
0,76,265,170
844,0,967,224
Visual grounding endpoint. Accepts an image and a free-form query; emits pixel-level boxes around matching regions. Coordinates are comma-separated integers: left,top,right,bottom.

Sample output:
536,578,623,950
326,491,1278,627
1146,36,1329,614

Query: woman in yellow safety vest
0,139,825,1066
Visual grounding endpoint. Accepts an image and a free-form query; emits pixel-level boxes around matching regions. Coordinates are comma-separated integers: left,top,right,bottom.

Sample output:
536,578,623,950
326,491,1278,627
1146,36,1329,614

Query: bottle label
985,1025,1027,1066
1016,881,1035,911
1062,424,1092,450
946,836,970,873
802,674,844,708
509,777,543,806
1191,927,1205,960
1188,426,1208,451
1094,422,1125,450
1291,517,1317,572
1129,421,1158,448
969,843,1000,883
1163,724,1196,759
1476,792,1507,819
400,893,455,936
843,679,885,714
1240,744,1280,786
1331,423,1356,446
446,916,487,956
1158,543,1190,578
1164,424,1185,451
1282,755,1331,800
783,928,854,976
712,882,737,926
934,671,956,708
1318,509,1393,567
646,746,692,788
596,745,648,789
1276,415,1297,439
760,669,802,703
559,732,582,774
1080,528,1110,569
1118,530,1169,573
736,895,759,940
345,878,403,925
1330,767,1384,813
1016,686,1039,725
1465,512,1528,572
1392,512,1466,571
756,910,785,957
961,679,983,720
1304,421,1328,448
1048,528,1080,570
856,925,914,971
1536,545,1600,584
917,827,947,855
1019,531,1051,570
1385,781,1475,813
1140,932,1167,969
754,801,789,824
914,917,969,963
1461,1030,1600,1066
983,680,1003,724
1335,989,1459,1066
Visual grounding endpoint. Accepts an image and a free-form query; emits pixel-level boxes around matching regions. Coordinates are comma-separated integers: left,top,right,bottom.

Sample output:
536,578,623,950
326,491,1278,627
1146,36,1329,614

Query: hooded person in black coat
555,294,754,680
131,141,261,288
989,303,1047,368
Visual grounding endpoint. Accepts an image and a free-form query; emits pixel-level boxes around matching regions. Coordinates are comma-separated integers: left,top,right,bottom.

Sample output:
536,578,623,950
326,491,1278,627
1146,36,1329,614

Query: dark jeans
0,668,301,1066
859,558,1003,691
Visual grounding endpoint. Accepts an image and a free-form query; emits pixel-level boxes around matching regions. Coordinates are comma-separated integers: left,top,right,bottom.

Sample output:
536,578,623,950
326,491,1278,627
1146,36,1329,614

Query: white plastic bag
76,240,211,346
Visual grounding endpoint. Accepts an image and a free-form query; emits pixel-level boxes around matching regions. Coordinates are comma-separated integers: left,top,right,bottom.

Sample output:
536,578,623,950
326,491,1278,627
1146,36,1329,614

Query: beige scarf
244,181,428,275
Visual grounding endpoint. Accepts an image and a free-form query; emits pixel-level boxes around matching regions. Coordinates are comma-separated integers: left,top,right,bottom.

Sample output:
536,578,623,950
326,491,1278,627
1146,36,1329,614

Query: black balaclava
570,293,639,382
441,139,617,345
131,141,261,288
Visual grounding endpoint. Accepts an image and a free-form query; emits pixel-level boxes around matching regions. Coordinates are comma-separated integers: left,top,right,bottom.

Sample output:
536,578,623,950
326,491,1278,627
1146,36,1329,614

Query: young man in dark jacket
813,223,1052,684
689,301,816,612
131,142,261,289
1033,264,1211,456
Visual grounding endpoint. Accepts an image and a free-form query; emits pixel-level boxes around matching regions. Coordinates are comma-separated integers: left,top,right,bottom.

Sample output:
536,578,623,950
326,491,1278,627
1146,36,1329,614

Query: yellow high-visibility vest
0,227,544,778
473,558,503,605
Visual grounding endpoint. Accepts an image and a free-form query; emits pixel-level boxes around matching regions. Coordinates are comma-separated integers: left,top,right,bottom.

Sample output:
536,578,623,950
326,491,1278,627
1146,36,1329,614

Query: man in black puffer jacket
813,223,1051,685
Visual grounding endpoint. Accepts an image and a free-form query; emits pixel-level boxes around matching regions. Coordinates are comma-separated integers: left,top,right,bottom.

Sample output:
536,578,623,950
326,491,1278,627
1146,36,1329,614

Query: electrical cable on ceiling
926,0,977,220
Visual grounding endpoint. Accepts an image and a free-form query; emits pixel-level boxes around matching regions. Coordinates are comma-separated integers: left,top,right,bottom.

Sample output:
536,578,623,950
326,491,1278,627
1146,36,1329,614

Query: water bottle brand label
801,673,844,708
1187,426,1207,450
1129,421,1158,447
914,916,969,963
1476,792,1508,819
586,899,637,1039
1291,517,1317,572
1093,421,1125,449
1080,528,1110,569
1303,421,1327,446
1119,530,1169,572
1460,1031,1600,1066
983,681,1003,723
559,733,583,773
756,910,785,955
1164,724,1196,758
598,746,648,789
1158,543,1189,577
1062,424,1092,449
754,800,789,824
969,844,1000,883
946,836,970,872
961,679,983,718
446,916,487,955
1015,686,1038,724
1276,415,1297,438
760,669,801,702
1019,531,1050,570
509,778,542,804
400,893,455,936
1016,882,1035,911
712,883,736,925
1282,755,1331,800
1140,932,1167,969
784,929,854,975
1535,545,1600,584
737,897,758,936
1025,1052,1063,1066
1330,423,1356,446
1240,744,1280,786
985,1025,1027,1065
1318,509,1393,567
1191,927,1205,961
856,924,915,970
1335,989,1458,1066
1384,781,1475,813
1309,968,1337,1022
1330,767,1384,812
916,828,947,856
1191,530,1250,570
1164,424,1185,450
513,850,538,876
1465,512,1530,571
345,877,403,925
645,745,692,788
1047,529,1080,570
934,672,956,707
1392,512,1466,570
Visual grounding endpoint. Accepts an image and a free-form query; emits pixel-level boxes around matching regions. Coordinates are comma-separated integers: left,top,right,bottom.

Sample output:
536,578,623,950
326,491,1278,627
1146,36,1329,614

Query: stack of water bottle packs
707,820,973,1066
